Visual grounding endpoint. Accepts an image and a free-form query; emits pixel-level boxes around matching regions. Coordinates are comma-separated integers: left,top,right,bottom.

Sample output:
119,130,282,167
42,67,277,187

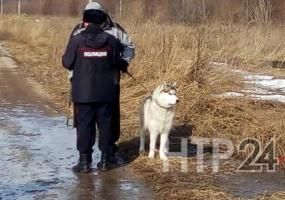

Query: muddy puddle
0,103,152,200
216,172,285,198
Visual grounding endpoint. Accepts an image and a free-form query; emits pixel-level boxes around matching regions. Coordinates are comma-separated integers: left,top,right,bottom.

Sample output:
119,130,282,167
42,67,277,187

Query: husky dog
139,82,179,160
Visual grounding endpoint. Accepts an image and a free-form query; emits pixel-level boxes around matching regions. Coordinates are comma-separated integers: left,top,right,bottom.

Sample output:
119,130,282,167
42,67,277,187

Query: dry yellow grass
0,14,285,199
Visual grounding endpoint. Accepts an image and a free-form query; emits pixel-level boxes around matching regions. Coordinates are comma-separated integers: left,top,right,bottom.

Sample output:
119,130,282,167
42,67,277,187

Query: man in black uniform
62,5,129,173
68,2,135,167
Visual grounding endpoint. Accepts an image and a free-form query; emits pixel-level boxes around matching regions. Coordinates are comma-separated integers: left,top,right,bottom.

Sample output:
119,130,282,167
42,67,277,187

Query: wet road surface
0,45,153,200
216,171,285,198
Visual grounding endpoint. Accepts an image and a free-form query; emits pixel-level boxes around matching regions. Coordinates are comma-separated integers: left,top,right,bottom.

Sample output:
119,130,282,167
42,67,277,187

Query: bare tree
39,0,42,14
0,0,3,15
119,0,122,17
18,0,21,15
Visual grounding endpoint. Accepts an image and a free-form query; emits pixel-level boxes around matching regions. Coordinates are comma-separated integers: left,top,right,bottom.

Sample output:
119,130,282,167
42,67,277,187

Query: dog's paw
159,150,168,161
160,153,168,161
148,152,155,159
139,150,146,156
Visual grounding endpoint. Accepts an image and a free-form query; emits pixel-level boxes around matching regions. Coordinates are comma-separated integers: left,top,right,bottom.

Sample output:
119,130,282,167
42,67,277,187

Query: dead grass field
0,14,285,199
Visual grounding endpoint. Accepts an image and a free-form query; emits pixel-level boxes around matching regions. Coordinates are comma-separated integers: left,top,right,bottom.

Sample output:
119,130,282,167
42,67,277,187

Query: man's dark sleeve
62,37,78,71
118,59,129,73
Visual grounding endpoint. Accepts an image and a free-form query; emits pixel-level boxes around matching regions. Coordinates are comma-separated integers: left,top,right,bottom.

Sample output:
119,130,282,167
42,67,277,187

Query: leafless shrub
242,0,272,26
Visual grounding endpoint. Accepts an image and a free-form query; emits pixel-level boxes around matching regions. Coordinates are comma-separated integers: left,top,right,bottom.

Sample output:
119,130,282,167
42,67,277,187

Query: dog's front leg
149,132,159,159
164,138,169,154
160,133,169,160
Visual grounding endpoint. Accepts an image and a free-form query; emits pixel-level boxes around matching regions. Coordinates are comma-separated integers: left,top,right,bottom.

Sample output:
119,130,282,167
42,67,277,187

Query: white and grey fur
139,82,179,160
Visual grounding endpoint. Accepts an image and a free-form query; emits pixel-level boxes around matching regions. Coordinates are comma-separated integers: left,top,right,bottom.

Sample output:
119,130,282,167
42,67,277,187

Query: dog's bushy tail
139,96,151,153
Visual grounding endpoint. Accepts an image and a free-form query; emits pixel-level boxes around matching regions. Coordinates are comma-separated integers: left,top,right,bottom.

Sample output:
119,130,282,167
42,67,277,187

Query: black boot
112,144,118,155
73,154,92,173
87,154,92,164
108,152,118,164
97,152,113,171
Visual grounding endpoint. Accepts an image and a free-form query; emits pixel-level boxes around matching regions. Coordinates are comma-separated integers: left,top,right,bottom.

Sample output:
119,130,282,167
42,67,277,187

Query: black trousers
75,102,114,155
112,85,121,145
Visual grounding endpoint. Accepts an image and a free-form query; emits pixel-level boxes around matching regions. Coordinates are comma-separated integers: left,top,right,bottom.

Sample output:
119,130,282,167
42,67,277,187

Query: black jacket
70,22,135,84
62,24,121,103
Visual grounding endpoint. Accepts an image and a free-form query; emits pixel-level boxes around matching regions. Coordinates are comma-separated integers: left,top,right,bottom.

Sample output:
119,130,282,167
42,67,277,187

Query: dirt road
0,45,153,200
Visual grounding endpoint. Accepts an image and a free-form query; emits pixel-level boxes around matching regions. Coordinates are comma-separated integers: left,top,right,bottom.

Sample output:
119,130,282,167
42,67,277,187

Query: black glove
119,59,129,73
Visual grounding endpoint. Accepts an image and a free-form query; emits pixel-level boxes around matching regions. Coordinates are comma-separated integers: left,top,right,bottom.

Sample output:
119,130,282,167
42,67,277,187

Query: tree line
2,0,285,24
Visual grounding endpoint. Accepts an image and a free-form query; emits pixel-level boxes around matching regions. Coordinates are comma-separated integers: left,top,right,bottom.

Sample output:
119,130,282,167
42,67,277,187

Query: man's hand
119,59,129,73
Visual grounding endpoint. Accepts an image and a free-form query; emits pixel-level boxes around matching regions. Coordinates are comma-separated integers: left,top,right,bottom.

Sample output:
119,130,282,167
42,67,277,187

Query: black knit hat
83,10,107,25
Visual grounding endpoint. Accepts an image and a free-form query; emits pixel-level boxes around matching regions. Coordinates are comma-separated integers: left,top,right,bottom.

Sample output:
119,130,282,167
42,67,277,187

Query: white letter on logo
212,138,234,173
163,138,188,173
191,137,210,173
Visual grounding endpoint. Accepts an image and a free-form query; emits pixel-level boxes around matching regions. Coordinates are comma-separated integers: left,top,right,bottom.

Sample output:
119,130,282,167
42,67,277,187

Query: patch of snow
218,92,245,97
241,88,274,95
250,94,285,103
209,62,228,66
246,79,285,92
244,74,274,81
210,61,285,103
